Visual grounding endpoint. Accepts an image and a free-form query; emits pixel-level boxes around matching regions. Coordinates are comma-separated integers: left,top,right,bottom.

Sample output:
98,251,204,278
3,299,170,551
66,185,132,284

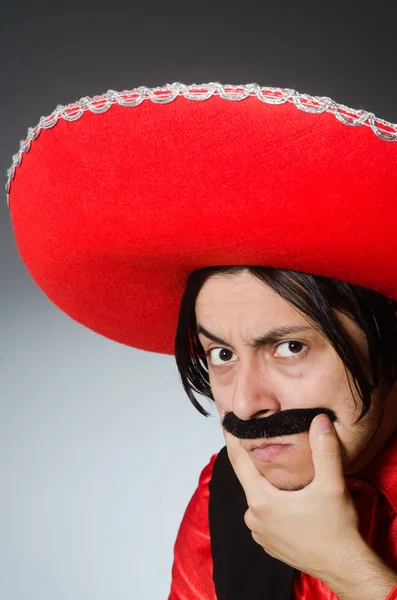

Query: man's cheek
215,402,227,420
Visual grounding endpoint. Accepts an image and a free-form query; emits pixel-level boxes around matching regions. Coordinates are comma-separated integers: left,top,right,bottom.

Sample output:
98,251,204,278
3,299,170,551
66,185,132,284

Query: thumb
309,414,345,490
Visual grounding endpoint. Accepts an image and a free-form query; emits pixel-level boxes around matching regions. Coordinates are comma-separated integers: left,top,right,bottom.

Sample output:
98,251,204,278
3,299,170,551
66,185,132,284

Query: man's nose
231,357,281,421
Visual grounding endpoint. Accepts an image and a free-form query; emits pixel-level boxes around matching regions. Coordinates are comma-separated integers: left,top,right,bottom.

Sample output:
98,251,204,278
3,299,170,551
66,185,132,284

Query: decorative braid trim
6,82,397,208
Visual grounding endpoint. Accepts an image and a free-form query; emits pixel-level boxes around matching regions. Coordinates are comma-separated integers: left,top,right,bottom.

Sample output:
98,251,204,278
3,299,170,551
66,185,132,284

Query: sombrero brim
7,83,397,354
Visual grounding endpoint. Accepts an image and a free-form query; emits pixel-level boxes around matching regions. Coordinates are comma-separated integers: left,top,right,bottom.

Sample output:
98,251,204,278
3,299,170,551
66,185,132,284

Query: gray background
2,1,397,598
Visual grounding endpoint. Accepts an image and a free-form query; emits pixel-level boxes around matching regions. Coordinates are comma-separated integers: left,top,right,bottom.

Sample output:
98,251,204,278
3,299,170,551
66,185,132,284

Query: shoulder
168,452,221,600
181,451,220,523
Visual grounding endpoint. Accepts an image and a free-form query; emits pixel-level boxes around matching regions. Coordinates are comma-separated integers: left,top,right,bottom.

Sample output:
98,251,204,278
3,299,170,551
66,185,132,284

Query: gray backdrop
2,1,397,598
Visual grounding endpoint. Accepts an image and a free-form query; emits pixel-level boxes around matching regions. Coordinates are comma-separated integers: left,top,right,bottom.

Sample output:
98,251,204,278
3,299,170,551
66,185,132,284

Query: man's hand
223,414,364,582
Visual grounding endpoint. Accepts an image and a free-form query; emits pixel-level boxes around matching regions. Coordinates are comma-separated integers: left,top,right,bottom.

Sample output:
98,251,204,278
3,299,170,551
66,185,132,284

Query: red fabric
169,454,218,600
386,585,397,600
8,87,397,354
169,431,397,599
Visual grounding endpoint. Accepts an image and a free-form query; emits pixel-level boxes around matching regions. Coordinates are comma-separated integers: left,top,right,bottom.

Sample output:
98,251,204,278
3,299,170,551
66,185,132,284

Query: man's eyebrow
196,324,315,349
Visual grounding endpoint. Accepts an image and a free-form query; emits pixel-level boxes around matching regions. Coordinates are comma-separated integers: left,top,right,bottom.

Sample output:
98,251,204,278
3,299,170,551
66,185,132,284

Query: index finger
223,429,275,499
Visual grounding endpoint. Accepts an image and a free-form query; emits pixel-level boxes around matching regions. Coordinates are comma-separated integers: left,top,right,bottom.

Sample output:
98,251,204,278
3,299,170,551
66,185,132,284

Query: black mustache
222,407,337,439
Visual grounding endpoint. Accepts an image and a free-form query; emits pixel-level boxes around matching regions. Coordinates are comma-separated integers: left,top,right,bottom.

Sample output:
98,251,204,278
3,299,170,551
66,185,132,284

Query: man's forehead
195,274,286,313
197,271,274,294
195,273,321,345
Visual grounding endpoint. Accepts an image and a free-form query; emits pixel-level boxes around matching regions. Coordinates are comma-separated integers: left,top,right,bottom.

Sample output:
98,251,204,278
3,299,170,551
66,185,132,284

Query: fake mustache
222,407,337,439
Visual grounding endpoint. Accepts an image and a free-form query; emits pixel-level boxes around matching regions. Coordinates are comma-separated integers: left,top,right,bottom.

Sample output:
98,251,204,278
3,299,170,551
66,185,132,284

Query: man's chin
274,479,312,492
259,467,314,491
250,454,314,491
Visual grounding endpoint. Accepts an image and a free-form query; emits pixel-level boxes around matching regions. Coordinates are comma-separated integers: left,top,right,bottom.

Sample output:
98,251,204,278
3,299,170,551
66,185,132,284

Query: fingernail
316,416,332,434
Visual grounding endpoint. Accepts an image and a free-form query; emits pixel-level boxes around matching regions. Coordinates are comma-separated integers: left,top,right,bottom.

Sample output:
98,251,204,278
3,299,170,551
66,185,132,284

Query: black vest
209,446,297,600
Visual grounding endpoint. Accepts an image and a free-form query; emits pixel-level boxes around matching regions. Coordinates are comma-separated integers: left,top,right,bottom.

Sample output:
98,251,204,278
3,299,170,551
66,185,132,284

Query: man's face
195,271,391,491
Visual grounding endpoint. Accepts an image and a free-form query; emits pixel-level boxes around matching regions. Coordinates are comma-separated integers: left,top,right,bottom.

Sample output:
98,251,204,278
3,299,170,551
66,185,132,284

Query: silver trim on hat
6,82,397,208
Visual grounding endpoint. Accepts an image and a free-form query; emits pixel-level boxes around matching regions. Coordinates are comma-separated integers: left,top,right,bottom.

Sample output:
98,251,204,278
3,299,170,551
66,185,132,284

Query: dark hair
174,266,397,421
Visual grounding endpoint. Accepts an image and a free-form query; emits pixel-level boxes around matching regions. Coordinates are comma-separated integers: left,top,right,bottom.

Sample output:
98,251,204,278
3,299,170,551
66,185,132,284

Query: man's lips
246,439,291,452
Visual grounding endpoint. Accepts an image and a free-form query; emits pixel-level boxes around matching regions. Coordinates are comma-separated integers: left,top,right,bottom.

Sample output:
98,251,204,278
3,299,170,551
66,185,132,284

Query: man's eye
206,348,237,368
204,341,307,368
274,341,306,358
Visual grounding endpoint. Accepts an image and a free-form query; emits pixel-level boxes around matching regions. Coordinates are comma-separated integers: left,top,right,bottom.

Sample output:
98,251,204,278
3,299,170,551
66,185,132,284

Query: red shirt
169,431,397,600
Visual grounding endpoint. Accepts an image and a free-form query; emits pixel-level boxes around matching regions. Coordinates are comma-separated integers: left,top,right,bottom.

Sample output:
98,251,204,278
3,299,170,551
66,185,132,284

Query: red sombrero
6,82,397,355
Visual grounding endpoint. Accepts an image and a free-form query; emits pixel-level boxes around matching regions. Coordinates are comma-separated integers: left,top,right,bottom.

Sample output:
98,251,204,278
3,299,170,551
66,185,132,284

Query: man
7,82,397,599
171,265,397,599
